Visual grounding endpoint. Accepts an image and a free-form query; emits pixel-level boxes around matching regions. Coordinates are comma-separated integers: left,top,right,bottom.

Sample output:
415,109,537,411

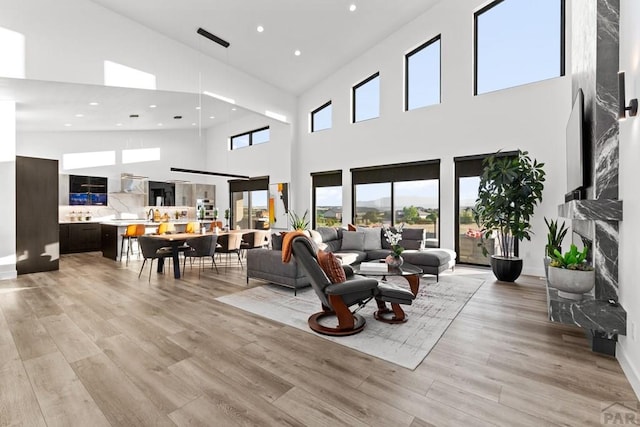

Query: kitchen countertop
60,219,210,226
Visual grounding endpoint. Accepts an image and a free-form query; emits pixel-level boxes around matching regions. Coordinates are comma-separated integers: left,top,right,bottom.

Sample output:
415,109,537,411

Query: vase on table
385,254,404,268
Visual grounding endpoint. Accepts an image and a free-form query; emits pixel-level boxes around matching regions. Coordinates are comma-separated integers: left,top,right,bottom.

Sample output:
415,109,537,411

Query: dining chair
137,235,173,282
183,234,219,277
216,232,243,268
120,223,146,265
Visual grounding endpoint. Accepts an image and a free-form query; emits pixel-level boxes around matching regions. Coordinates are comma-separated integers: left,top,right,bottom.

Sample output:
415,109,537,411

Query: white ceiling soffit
88,0,442,95
0,77,257,132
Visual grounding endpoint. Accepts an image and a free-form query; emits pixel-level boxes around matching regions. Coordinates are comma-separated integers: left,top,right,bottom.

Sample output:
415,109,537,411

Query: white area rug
217,273,487,370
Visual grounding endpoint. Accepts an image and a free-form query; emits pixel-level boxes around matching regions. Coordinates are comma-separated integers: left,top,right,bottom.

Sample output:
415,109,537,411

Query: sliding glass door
229,177,269,230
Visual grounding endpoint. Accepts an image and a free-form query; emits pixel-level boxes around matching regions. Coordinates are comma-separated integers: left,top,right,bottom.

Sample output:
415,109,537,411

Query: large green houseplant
472,150,546,282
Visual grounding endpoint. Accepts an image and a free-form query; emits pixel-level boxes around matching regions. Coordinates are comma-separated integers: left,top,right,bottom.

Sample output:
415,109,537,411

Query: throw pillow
356,226,382,251
317,250,346,283
271,233,284,250
308,229,323,244
341,231,365,251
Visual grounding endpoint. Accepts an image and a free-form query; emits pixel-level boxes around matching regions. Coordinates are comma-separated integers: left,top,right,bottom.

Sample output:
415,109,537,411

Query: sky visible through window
312,103,332,132
476,0,562,94
354,75,380,122
407,38,440,110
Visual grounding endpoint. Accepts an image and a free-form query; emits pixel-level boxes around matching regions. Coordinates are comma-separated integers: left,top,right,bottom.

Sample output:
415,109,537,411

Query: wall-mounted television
69,175,108,205
566,89,585,199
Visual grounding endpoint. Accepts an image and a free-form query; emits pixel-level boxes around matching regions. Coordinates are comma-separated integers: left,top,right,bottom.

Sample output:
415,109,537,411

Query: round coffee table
352,261,423,296
352,261,423,324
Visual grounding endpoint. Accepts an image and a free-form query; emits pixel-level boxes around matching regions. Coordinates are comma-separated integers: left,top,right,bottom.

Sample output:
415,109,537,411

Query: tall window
474,0,564,95
311,171,342,228
454,153,517,265
311,101,332,132
352,160,440,246
230,127,270,150
352,72,380,123
229,177,269,229
405,35,441,111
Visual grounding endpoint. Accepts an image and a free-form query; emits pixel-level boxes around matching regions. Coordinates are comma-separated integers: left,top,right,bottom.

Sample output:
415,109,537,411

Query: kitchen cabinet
101,224,118,260
194,184,215,202
175,183,195,206
60,223,101,253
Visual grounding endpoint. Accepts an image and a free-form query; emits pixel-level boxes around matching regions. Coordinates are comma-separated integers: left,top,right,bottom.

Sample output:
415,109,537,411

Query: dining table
147,229,257,279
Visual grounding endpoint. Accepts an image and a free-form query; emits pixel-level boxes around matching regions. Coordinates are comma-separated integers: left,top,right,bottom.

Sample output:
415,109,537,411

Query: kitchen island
99,220,213,261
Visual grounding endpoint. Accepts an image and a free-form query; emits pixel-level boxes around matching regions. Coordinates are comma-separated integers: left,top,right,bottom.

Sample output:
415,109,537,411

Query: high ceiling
88,0,441,94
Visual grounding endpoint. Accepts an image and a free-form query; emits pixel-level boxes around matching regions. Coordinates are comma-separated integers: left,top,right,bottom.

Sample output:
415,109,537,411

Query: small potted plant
543,217,568,280
383,224,405,267
224,208,230,229
547,244,595,300
288,209,309,231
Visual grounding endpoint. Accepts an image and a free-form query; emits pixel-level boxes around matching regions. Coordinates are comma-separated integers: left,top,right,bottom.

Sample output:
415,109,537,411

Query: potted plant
224,208,230,229
288,209,310,231
383,223,405,267
472,150,546,282
547,244,595,300
543,217,568,280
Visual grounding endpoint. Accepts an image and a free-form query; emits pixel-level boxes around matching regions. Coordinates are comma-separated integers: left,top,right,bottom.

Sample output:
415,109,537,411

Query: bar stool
120,223,146,265
157,222,176,235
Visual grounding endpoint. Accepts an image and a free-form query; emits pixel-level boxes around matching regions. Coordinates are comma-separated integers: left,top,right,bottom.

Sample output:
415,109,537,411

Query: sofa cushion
341,231,365,251
402,249,452,267
271,233,284,250
356,226,382,250
308,229,323,244
366,249,392,261
316,226,339,242
317,250,346,283
334,251,367,265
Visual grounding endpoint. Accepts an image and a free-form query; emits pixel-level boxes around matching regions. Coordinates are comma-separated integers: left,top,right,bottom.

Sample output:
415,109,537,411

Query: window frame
230,126,270,150
473,0,566,96
404,34,442,111
310,101,332,133
350,160,441,246
311,170,343,229
352,72,380,123
228,177,269,228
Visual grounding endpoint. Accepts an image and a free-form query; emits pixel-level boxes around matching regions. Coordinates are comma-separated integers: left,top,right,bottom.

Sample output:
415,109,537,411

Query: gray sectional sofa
246,226,456,294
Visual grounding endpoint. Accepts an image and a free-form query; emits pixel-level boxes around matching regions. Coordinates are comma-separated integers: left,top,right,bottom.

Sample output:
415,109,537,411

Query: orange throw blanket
281,231,307,263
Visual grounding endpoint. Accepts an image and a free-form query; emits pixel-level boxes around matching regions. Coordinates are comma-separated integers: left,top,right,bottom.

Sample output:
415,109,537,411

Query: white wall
205,115,294,216
0,101,16,279
18,129,209,186
617,0,640,400
0,0,295,119
294,0,571,277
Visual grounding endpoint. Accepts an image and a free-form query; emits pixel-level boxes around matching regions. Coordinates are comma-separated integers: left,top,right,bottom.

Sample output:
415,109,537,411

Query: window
454,152,517,265
311,171,342,228
405,35,441,111
474,0,565,95
311,101,332,132
352,160,440,246
229,177,270,229
230,127,270,150
352,72,380,123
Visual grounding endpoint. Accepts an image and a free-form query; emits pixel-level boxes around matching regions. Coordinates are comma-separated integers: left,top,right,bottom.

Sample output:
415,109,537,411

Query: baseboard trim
617,341,640,400
0,268,17,280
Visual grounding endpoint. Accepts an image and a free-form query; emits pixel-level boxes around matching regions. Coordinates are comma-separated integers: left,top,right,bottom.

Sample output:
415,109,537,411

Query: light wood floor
0,252,637,426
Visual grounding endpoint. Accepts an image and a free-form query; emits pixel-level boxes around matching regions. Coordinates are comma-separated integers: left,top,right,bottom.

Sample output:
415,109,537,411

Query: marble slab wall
570,0,621,301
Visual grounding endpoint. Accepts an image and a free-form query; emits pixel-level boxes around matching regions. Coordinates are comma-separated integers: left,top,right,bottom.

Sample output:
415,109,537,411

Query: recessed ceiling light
191,123,197,126
157,123,163,126
75,113,84,118
294,50,301,56
89,102,99,106
209,116,215,119
257,25,264,33
195,106,201,110
64,123,72,127
149,104,157,108
116,123,123,126
231,107,237,111
349,4,357,12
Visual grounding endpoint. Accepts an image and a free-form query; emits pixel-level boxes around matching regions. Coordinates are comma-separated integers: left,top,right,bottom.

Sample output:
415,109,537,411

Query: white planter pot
547,266,595,300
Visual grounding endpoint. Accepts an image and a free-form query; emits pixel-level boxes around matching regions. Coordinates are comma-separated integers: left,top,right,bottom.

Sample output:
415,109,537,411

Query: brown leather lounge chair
291,235,415,336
